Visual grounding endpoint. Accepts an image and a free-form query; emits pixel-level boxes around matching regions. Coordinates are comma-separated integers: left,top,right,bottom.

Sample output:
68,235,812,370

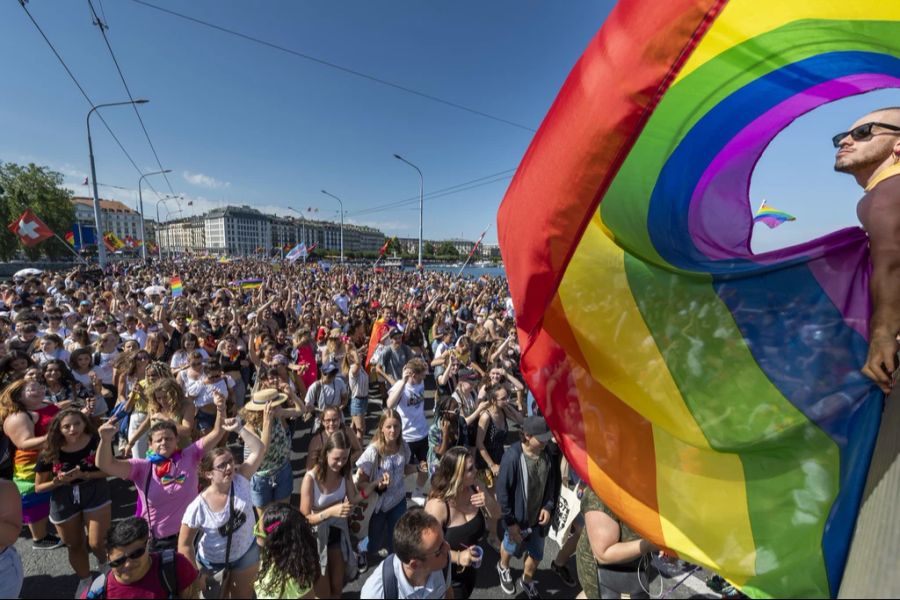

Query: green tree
436,241,459,256
0,162,76,261
424,241,436,256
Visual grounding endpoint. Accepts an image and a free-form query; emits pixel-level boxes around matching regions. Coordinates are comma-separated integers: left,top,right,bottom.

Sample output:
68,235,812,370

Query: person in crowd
575,485,659,599
343,345,369,444
304,361,349,431
299,429,363,600
34,408,111,598
0,478,24,598
360,506,452,599
0,351,34,388
96,392,229,551
42,359,101,415
385,358,430,505
32,333,70,366
496,416,561,600
427,394,468,475
376,329,414,387
124,377,196,453
196,362,236,435
425,446,498,599
241,388,304,516
253,504,319,599
0,378,62,549
178,406,266,599
306,404,363,472
217,336,249,410
356,409,419,560
86,516,200,599
169,333,209,374
478,363,526,414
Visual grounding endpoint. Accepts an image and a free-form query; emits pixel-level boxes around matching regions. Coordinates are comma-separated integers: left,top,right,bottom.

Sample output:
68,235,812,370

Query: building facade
71,197,143,243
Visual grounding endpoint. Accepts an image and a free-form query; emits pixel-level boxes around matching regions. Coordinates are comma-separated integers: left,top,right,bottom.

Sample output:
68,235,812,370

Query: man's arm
859,176,900,393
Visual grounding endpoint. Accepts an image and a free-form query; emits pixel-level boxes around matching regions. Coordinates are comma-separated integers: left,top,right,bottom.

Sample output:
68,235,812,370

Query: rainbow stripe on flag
170,276,183,297
497,1,897,597
64,231,75,246
753,201,797,229
236,278,263,290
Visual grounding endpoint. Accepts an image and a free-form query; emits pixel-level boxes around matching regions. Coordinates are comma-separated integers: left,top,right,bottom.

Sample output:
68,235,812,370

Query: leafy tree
0,162,76,261
424,241,436,256
436,241,459,256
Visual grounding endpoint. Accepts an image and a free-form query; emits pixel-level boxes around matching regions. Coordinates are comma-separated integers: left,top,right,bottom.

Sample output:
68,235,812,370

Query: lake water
416,264,506,278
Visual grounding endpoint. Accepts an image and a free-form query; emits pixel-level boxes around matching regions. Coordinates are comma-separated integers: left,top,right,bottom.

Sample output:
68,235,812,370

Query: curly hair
147,377,185,416
256,504,319,598
41,408,96,466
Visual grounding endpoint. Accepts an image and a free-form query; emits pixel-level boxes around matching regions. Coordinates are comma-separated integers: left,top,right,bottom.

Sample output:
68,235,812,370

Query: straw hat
244,388,288,411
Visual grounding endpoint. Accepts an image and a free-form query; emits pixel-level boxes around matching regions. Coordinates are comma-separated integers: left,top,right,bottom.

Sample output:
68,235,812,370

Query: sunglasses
109,545,147,568
212,459,234,472
832,122,900,148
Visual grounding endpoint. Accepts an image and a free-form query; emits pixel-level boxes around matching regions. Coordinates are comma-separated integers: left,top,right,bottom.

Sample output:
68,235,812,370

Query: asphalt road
16,382,722,599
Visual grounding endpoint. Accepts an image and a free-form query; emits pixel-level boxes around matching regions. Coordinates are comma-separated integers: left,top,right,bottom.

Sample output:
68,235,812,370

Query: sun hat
243,388,288,411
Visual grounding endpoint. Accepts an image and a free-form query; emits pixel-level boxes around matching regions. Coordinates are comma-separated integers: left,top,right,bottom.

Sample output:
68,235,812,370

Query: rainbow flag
237,278,263,290
497,2,896,597
64,231,75,246
170,276,183,297
754,201,797,229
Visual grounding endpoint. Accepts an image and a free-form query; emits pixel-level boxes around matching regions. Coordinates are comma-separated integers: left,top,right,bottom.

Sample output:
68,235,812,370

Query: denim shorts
502,526,546,562
198,540,259,572
250,461,293,507
0,547,23,599
349,397,369,417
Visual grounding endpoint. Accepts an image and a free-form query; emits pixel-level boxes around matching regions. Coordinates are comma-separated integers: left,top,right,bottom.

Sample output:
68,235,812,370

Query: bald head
834,107,900,184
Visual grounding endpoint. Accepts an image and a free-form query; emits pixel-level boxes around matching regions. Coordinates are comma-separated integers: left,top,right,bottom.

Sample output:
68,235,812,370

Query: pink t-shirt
105,552,198,599
128,439,206,539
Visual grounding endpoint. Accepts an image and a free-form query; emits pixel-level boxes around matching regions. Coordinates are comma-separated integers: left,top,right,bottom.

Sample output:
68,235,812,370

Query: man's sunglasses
832,122,900,148
109,546,147,568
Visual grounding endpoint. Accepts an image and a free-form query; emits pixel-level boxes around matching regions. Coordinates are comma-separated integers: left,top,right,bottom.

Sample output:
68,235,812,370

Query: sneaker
517,576,540,599
74,576,93,599
410,488,426,507
357,552,368,574
32,534,64,550
551,561,577,587
497,562,515,595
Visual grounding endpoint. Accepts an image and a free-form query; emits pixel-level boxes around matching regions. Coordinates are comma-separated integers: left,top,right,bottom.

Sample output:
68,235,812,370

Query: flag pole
755,198,767,216
52,233,89,265
458,224,490,276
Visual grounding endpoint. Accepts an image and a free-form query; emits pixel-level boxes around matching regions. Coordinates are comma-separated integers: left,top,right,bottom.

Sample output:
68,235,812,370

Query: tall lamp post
287,207,307,248
155,194,181,261
138,169,171,262
320,189,345,263
393,154,424,269
87,99,149,268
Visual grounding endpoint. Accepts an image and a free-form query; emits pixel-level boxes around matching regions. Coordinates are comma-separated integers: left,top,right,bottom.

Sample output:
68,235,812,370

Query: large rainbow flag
497,1,899,597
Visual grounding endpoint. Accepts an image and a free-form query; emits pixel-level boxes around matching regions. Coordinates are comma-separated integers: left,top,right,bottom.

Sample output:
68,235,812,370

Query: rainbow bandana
146,451,186,486
497,1,899,597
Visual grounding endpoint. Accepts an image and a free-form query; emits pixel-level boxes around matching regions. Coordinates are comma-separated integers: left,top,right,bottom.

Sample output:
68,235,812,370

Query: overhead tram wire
349,168,517,217
86,0,178,198
127,0,537,133
18,0,169,205
350,170,515,217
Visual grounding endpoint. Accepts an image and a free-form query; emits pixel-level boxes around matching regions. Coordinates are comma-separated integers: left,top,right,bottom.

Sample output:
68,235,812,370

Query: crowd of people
0,258,670,599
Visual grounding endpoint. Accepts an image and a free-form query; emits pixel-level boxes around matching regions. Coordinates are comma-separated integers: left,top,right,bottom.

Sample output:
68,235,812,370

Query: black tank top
442,496,486,600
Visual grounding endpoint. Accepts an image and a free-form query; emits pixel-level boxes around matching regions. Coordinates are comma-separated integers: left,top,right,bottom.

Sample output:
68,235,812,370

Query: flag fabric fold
8,210,54,247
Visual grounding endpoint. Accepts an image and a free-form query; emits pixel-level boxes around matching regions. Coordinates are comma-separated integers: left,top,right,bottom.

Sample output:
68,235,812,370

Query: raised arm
96,417,133,480
198,391,228,449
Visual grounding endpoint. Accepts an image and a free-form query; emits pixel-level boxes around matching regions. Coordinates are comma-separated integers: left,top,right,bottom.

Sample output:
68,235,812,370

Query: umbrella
14,268,43,278
144,285,166,297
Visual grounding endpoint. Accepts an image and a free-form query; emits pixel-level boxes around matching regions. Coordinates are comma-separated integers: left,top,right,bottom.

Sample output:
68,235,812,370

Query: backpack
84,549,178,599
382,553,399,599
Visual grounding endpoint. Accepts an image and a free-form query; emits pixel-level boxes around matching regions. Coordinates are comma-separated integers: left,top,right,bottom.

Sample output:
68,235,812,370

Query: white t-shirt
356,443,410,513
333,294,350,315
120,329,148,349
388,379,427,442
170,349,210,371
94,350,119,385
177,370,206,403
182,474,255,564
196,375,235,408
304,379,348,411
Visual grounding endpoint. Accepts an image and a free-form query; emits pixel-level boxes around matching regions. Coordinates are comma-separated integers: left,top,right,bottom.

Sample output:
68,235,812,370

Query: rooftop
71,197,137,214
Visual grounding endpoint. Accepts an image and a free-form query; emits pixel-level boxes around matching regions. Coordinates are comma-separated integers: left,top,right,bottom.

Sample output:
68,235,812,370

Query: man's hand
538,509,551,526
507,524,523,545
98,417,118,441
862,332,899,394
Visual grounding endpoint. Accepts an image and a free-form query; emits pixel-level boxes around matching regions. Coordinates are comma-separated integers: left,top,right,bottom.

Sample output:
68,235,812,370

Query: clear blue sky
1,1,896,250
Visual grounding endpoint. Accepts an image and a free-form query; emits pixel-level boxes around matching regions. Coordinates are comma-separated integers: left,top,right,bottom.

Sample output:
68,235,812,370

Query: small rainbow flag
753,200,796,229
170,276,183,297
64,231,75,246
237,278,263,290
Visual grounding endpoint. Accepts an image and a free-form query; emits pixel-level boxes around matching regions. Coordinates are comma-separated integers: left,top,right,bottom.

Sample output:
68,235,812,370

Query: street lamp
87,99,149,268
320,190,345,263
393,154,424,269
287,207,307,247
155,194,181,261
139,169,171,262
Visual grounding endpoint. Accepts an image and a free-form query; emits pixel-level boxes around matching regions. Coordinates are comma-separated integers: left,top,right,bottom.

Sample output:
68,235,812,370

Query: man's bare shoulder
857,172,900,234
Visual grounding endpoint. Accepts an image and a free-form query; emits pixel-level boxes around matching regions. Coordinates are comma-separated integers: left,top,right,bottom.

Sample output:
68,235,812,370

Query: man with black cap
496,415,561,600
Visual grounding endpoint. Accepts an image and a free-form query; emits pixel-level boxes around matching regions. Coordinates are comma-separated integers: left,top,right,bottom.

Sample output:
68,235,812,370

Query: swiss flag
8,209,54,247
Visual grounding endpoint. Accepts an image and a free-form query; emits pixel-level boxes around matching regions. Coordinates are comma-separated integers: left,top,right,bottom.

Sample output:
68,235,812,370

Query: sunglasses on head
109,545,146,568
832,122,900,148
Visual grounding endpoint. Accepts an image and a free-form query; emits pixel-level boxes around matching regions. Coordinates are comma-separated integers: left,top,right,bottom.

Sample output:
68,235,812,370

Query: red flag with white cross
8,209,54,247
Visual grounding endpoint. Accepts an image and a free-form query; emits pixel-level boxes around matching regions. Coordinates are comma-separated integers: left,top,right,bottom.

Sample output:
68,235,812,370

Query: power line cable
349,168,516,216
86,0,178,197
18,0,168,206
351,171,514,217
127,0,536,133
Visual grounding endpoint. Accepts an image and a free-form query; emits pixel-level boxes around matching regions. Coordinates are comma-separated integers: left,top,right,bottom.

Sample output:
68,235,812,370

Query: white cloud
183,171,230,189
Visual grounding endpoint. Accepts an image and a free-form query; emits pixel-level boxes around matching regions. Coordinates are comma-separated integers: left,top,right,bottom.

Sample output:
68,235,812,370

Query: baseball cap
523,416,553,443
321,362,339,376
